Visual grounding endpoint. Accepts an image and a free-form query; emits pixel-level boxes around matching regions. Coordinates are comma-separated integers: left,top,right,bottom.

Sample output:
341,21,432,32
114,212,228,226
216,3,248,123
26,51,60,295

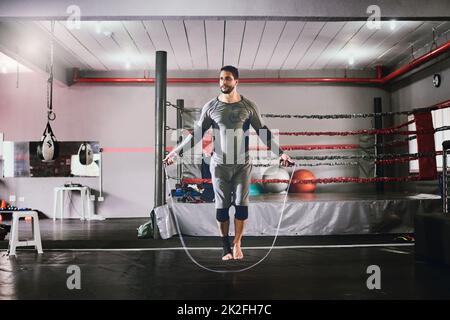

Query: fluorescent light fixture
95,22,102,34
0,52,32,73
390,20,396,31
348,56,355,65
96,22,112,37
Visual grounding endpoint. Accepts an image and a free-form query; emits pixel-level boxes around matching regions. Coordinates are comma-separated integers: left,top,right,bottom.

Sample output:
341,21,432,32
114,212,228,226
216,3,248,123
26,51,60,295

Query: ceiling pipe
73,73,381,84
376,65,383,80
72,39,450,85
380,39,450,84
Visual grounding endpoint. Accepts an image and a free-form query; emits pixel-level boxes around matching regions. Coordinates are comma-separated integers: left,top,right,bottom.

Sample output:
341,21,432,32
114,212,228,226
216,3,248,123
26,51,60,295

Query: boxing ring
153,96,449,239
155,192,440,239
150,52,449,240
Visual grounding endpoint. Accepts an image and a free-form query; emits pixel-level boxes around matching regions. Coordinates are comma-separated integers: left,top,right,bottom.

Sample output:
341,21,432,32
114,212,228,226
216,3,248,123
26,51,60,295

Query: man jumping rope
164,66,294,261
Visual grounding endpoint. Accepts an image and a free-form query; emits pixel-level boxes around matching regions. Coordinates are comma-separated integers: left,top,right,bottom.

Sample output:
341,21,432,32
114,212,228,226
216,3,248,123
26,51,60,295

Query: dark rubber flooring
0,218,449,300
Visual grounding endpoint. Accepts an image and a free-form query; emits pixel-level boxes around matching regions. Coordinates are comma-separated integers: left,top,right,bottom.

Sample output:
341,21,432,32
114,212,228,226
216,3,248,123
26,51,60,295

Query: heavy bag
37,122,59,162
78,142,94,165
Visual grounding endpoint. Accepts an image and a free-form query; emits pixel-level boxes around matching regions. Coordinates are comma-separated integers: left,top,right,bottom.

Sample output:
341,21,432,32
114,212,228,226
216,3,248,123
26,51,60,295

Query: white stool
8,211,43,256
53,186,92,221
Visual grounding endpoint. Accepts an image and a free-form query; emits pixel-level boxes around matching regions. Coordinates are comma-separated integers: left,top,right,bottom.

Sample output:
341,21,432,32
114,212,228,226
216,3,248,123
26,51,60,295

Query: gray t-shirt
172,95,283,164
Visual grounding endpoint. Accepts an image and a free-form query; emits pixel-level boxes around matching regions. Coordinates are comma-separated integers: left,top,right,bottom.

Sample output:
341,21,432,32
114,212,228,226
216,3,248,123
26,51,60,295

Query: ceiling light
96,22,111,37
95,22,102,34
390,20,396,31
0,52,32,73
348,56,355,66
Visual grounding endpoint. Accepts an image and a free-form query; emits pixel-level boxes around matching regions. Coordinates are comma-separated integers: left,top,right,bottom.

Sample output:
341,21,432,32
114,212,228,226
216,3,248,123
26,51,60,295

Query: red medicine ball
289,169,317,193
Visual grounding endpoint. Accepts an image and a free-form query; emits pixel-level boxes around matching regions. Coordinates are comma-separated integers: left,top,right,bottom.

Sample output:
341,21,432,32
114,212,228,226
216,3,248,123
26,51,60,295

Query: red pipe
380,39,450,84
376,65,383,79
74,76,381,84
72,39,450,85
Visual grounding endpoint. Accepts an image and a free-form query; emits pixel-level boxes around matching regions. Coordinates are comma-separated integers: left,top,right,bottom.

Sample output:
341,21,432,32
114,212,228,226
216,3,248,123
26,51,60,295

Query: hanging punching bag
37,122,59,162
78,142,94,165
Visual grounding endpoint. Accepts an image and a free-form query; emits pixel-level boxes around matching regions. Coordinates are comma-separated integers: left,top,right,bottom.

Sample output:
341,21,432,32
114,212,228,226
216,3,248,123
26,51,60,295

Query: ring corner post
154,50,167,239
176,99,184,182
374,97,384,193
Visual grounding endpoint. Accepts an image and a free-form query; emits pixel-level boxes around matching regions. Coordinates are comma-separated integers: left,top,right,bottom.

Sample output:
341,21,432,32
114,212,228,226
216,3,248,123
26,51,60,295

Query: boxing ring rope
261,99,450,119
150,50,449,241
182,176,425,185
165,98,450,193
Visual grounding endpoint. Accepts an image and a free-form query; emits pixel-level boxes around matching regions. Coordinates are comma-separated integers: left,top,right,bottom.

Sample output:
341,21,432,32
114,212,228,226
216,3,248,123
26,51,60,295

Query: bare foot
222,253,233,261
233,243,244,260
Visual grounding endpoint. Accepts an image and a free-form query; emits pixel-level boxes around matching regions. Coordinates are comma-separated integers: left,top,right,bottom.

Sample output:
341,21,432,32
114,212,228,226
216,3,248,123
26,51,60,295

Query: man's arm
164,101,213,165
246,99,294,167
247,99,284,156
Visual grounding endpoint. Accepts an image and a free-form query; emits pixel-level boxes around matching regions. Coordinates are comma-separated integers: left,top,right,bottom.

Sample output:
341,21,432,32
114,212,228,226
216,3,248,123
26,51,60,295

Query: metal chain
166,101,181,109
376,135,416,148
410,43,415,60
285,151,441,161
175,150,441,162
16,59,19,88
435,125,450,133
261,110,411,119
262,101,450,120
431,27,438,51
377,126,450,148
252,161,359,167
47,21,56,122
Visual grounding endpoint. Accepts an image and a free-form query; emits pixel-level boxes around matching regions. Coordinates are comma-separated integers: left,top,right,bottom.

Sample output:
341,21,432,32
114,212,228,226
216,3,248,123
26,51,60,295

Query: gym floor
1,219,449,300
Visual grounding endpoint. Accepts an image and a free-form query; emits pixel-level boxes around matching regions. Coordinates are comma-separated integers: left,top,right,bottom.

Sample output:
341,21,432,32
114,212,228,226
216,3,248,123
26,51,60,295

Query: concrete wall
389,57,450,194
0,71,389,217
390,58,450,112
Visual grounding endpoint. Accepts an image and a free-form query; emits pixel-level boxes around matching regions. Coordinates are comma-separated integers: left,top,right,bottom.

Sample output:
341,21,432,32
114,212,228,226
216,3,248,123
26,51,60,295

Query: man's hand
279,153,295,167
163,152,177,166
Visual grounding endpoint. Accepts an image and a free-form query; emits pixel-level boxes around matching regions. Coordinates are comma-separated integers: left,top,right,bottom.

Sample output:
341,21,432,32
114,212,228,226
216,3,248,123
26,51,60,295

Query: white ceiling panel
19,19,450,73
296,21,346,70
184,20,208,69
321,22,367,69
32,21,84,69
367,21,425,68
164,20,193,70
352,21,407,68
281,22,325,70
223,20,245,67
252,21,286,69
142,20,180,70
237,21,266,69
311,22,364,69
387,21,450,67
38,21,106,70
121,21,156,68
332,23,379,69
59,21,114,70
205,20,225,70
266,21,306,70
108,22,147,70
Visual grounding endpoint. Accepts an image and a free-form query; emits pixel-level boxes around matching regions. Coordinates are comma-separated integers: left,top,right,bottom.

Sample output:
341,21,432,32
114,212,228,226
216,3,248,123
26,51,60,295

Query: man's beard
220,85,235,94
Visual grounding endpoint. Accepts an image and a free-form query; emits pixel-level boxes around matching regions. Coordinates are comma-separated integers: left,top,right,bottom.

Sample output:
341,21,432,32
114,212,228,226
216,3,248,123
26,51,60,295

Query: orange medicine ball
289,169,317,193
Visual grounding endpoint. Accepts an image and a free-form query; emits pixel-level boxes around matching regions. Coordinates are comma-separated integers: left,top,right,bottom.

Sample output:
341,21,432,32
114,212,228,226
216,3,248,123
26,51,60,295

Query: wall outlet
18,197,25,202
98,196,104,202
9,195,16,202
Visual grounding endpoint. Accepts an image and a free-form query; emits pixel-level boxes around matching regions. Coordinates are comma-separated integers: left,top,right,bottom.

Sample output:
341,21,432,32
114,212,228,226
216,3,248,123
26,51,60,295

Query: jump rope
163,160,297,273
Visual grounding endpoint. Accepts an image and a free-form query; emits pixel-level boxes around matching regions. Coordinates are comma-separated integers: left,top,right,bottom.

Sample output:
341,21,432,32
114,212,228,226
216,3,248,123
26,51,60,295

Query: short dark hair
220,65,239,79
